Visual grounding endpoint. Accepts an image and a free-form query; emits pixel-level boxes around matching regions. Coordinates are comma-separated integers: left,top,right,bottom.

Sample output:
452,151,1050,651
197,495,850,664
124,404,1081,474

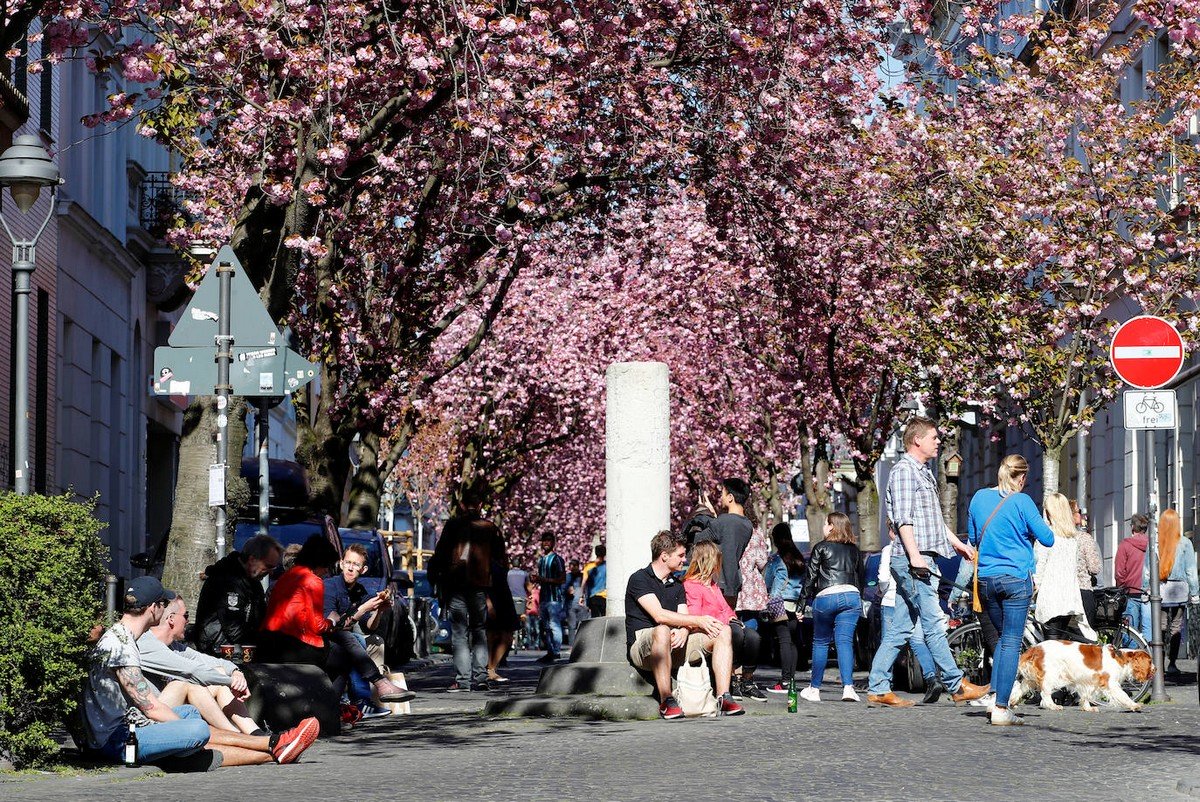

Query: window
35,288,48,492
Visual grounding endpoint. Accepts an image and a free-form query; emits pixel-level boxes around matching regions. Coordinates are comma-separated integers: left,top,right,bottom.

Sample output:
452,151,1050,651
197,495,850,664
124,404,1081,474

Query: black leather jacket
802,541,863,603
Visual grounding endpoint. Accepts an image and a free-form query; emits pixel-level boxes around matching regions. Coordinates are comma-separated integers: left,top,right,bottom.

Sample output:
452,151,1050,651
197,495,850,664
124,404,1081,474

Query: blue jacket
967,488,1054,579
764,553,804,601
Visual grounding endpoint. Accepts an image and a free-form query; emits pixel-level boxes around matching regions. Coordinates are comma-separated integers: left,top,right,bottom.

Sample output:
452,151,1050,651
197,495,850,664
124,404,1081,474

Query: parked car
338,527,416,666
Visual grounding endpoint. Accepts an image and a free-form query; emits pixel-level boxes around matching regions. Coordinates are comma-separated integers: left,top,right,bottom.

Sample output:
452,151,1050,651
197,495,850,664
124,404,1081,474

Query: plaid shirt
886,454,952,558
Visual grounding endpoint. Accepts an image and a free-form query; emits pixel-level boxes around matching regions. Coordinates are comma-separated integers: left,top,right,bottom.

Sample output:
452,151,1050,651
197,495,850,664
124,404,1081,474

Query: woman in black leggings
764,524,806,693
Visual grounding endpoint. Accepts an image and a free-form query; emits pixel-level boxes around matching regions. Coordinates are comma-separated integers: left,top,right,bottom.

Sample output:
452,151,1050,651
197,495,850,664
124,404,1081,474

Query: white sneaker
799,686,822,703
841,685,860,702
969,692,995,709
989,706,1024,726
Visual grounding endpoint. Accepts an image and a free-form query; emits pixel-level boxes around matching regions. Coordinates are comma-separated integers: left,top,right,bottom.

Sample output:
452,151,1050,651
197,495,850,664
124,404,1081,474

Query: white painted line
1113,346,1182,359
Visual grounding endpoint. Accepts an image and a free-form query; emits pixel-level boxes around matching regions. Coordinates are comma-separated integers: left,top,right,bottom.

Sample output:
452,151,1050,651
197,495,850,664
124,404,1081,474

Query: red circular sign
1110,315,1185,389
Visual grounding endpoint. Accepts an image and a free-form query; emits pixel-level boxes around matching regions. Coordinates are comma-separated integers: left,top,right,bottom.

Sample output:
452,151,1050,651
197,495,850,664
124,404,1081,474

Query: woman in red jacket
259,536,411,703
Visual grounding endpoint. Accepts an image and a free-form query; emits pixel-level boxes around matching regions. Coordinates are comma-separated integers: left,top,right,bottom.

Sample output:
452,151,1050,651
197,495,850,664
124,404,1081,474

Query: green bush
0,492,107,769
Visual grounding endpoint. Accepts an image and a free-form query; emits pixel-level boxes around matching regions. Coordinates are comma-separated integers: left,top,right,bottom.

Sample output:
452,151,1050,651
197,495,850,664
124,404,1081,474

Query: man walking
625,531,743,718
866,416,989,708
581,544,607,618
532,533,567,663
428,513,495,691
693,478,754,608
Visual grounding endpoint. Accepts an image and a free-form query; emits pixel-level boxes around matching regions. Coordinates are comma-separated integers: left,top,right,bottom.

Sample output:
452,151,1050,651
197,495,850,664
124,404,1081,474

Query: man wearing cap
138,594,269,736
84,576,319,768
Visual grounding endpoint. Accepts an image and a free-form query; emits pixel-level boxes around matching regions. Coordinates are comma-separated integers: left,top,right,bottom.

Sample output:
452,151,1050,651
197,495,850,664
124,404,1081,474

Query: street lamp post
0,135,61,495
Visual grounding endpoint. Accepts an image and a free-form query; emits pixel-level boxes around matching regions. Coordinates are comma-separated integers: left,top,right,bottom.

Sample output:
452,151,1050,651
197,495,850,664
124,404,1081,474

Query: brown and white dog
1013,640,1154,712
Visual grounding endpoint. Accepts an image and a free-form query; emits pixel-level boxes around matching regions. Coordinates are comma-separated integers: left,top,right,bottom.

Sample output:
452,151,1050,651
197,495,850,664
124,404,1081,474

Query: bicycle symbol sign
1123,390,1176,430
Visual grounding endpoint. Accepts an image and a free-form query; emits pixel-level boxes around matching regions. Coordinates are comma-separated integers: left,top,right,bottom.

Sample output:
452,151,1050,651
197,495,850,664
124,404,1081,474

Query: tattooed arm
115,665,180,722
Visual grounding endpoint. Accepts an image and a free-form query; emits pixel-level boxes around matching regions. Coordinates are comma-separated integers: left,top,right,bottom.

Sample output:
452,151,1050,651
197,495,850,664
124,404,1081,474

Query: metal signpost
1110,315,1185,703
151,246,318,557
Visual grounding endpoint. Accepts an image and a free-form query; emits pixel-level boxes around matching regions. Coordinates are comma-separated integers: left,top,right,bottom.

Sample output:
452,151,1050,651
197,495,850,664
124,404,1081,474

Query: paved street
5,651,1199,802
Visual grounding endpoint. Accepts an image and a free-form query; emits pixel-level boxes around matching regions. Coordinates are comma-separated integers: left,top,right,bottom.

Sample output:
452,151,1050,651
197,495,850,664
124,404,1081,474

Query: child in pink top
683,542,761,700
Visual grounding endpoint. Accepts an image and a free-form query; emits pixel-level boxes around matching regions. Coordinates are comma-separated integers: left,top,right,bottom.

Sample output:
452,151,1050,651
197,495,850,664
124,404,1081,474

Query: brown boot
866,692,915,708
950,680,990,705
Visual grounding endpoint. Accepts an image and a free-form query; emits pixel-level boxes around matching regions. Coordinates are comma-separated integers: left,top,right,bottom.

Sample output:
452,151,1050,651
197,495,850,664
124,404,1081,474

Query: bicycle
945,595,1152,705
1134,395,1165,415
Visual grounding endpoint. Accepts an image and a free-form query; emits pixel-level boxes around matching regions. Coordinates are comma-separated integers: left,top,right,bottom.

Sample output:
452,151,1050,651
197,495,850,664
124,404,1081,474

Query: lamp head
0,135,60,212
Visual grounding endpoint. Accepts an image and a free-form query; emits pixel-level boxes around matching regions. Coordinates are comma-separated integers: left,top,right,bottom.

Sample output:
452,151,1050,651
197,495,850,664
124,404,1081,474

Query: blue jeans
1130,597,1150,644
979,573,1033,707
868,552,964,695
810,591,861,688
540,600,564,657
880,604,936,679
348,632,372,704
448,590,489,686
101,705,210,764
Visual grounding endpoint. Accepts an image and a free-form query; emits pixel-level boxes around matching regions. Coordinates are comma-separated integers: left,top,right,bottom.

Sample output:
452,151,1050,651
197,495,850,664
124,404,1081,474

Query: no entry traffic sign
1110,315,1185,389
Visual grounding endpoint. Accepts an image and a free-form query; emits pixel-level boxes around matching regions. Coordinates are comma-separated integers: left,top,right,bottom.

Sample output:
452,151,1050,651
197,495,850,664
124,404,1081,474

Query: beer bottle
124,723,139,767
787,677,797,713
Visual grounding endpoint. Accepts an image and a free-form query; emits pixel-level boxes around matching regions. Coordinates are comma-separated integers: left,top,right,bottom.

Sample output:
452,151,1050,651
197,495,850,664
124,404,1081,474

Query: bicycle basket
1093,587,1128,629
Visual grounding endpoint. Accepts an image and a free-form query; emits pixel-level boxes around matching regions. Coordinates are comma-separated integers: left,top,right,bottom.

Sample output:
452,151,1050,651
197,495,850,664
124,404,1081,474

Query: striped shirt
886,454,952,558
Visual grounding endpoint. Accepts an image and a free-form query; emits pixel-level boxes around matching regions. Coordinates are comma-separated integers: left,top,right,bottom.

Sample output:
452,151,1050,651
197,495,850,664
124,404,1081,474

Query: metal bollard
105,574,121,624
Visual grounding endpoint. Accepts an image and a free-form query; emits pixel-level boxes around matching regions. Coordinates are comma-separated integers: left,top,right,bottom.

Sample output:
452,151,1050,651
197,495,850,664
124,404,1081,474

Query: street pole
257,398,270,536
1147,429,1167,702
11,256,32,494
213,261,234,558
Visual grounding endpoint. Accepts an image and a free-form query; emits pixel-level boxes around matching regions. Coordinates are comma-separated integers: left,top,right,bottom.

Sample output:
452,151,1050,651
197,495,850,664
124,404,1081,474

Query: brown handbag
971,493,1015,613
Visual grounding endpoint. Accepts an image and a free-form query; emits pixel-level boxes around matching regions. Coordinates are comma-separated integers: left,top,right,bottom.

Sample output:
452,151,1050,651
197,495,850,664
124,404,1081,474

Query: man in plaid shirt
866,416,990,708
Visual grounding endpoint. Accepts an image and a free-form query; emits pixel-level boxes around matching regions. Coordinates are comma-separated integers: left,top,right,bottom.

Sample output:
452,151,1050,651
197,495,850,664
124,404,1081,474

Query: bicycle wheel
1095,623,1152,704
946,622,988,686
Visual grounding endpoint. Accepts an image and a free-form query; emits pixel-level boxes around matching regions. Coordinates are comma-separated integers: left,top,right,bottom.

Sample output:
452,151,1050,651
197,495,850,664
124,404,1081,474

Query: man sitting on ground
137,594,268,736
85,576,318,768
625,530,743,719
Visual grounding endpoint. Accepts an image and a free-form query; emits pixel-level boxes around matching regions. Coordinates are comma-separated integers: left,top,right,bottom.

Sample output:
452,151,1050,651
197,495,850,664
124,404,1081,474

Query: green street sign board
168,245,283,348
152,344,319,397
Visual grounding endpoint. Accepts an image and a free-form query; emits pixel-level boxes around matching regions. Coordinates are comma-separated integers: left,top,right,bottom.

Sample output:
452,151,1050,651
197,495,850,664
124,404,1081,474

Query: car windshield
338,531,385,578
233,521,325,552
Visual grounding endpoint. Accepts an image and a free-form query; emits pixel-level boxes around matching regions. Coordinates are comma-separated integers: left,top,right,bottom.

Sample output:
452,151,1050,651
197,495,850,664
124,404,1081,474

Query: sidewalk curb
1178,777,1200,798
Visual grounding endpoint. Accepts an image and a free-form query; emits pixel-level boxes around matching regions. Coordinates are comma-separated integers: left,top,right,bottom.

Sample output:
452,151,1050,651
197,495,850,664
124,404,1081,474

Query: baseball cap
125,576,177,607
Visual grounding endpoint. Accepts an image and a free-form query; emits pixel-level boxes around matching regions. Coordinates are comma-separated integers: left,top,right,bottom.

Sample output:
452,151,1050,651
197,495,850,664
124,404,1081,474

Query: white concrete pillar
605,362,670,617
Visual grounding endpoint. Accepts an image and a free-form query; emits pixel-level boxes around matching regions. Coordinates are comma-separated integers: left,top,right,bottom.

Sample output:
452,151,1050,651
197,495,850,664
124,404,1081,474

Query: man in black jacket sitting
192,535,283,656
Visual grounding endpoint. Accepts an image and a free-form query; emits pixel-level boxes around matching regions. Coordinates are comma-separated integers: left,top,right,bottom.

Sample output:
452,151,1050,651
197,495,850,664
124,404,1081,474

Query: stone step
536,662,653,696
483,694,660,721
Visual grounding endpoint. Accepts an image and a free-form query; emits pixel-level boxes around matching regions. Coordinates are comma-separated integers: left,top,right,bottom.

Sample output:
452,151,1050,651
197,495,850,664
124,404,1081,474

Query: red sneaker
719,693,745,716
659,695,684,720
271,717,319,764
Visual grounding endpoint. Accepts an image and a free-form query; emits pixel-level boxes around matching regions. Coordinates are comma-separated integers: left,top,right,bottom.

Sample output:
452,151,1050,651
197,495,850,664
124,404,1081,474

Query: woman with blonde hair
683,541,761,684
968,454,1054,726
1143,509,1199,674
1033,493,1097,642
799,512,864,703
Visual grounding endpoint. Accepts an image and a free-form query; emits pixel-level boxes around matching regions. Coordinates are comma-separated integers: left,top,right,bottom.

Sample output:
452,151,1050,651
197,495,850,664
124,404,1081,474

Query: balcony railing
138,172,185,240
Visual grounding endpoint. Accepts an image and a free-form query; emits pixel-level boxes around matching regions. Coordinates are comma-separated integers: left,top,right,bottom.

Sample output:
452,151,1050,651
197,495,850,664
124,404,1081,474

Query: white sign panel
208,463,226,507
1123,390,1177,430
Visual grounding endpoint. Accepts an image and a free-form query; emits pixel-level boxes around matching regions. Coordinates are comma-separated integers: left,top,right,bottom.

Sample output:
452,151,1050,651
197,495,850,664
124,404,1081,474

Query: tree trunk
938,423,961,532
345,430,382,528
1042,445,1061,502
294,370,353,521
162,397,250,610
802,444,832,546
856,474,881,552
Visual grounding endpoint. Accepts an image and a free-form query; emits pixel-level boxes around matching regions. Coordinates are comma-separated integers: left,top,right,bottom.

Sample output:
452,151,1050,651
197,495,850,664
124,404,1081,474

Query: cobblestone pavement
4,652,1198,802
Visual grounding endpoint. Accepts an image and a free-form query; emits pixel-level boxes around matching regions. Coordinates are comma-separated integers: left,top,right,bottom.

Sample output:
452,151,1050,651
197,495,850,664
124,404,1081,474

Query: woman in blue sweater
968,454,1054,726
